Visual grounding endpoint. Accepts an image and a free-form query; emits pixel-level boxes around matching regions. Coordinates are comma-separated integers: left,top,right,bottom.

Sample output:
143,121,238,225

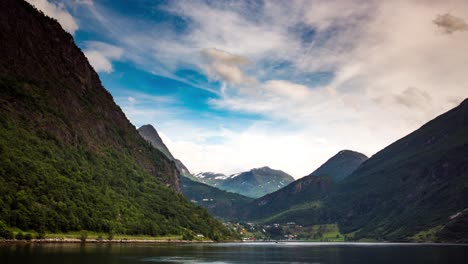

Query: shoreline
0,238,214,244
1,239,466,245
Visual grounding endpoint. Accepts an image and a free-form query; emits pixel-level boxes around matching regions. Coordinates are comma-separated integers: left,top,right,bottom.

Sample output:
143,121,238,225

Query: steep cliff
0,0,236,239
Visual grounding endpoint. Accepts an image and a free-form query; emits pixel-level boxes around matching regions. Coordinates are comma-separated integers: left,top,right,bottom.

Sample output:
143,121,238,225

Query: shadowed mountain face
0,0,235,239
138,125,174,160
0,1,180,190
240,99,468,242
238,149,365,222
309,150,368,182
329,98,468,241
196,167,295,198
180,177,253,220
244,175,335,222
138,124,195,180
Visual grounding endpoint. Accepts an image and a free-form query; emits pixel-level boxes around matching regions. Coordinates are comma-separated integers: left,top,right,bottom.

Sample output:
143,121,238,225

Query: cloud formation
83,41,123,73
67,0,468,177
26,0,79,35
202,48,256,85
433,13,468,34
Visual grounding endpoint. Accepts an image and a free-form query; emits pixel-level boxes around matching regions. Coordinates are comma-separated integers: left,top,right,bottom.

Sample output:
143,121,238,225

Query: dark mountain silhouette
241,99,468,242
309,150,368,182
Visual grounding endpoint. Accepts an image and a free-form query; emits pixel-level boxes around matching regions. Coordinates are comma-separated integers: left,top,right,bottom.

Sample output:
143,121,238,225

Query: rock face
0,0,179,191
138,125,175,160
308,150,368,182
138,124,193,179
0,0,236,239
216,167,295,198
175,159,192,178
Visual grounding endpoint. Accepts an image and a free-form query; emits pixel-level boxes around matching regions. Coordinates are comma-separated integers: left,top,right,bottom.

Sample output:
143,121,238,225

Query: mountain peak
251,166,272,171
139,124,157,132
221,167,295,198
308,149,368,182
138,124,195,178
336,149,368,157
138,124,174,160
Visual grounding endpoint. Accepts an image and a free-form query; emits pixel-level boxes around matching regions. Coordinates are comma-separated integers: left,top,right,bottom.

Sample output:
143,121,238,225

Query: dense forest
0,73,234,241
0,0,237,241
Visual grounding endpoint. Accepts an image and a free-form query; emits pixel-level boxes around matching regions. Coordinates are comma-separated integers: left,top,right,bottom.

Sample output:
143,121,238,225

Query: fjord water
1,242,467,264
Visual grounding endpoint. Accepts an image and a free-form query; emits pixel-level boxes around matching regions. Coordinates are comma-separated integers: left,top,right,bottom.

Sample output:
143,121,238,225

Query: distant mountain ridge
309,150,368,182
194,172,230,186
242,149,366,222
138,124,195,180
138,125,254,217
180,177,253,220
240,99,468,242
196,167,295,198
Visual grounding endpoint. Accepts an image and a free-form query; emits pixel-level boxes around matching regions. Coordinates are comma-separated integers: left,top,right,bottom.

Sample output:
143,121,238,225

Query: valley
138,97,468,243
0,0,467,246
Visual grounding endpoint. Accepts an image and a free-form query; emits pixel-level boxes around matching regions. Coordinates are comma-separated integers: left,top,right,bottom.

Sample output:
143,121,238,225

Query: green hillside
245,175,334,222
241,99,468,242
328,98,468,242
308,150,368,182
180,177,253,220
243,150,367,222
0,0,236,241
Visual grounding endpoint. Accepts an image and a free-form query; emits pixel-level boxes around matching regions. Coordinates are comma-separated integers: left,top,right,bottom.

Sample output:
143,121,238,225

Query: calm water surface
1,242,467,264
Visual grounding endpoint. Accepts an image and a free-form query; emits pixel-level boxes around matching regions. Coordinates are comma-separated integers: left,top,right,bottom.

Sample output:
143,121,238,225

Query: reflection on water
1,242,467,264
142,256,230,264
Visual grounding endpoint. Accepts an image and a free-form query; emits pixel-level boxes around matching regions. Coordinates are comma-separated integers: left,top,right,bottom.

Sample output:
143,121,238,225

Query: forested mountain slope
329,98,468,241
0,0,235,240
242,99,468,242
180,177,253,220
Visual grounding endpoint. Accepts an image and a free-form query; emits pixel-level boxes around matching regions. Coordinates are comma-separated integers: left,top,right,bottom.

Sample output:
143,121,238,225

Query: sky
26,0,468,178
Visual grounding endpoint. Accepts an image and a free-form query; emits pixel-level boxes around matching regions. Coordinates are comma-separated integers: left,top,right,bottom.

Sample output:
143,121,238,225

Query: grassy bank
0,229,213,243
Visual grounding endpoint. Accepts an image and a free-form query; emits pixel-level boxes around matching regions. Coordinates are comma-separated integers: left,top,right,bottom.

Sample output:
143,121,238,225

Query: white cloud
127,96,136,104
83,41,123,73
165,0,467,177
74,0,93,5
26,0,79,35
74,0,468,177
201,48,256,85
202,48,250,66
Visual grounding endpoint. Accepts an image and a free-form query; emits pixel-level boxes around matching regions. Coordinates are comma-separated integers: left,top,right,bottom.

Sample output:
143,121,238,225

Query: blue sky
27,0,468,177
